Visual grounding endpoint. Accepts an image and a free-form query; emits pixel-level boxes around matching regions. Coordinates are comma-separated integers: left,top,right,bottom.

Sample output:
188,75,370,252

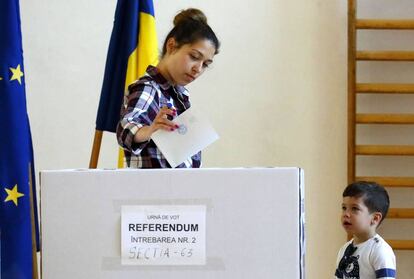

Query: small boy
335,181,396,279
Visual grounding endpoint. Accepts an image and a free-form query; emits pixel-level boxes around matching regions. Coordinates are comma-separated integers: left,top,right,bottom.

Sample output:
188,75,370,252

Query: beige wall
20,0,413,278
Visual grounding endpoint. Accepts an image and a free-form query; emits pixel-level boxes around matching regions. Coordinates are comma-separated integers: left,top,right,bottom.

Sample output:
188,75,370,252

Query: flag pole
29,164,39,279
89,130,103,168
89,130,125,168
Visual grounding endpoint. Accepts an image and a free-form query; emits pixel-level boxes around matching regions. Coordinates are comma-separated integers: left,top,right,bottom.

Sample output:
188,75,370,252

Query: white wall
20,0,414,278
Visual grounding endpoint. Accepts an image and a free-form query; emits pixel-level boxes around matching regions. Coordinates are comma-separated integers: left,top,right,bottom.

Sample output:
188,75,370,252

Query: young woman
117,8,220,168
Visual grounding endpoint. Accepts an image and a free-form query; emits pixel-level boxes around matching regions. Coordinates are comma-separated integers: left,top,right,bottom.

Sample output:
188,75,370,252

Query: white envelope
151,107,219,168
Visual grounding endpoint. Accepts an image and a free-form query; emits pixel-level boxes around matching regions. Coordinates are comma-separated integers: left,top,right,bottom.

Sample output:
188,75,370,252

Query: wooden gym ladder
348,0,414,250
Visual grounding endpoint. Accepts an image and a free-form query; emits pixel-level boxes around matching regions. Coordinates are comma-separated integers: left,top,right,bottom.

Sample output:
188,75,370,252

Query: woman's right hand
151,106,179,132
133,106,178,143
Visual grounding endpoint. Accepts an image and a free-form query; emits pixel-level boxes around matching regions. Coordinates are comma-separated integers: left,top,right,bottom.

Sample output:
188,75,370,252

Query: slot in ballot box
40,168,305,279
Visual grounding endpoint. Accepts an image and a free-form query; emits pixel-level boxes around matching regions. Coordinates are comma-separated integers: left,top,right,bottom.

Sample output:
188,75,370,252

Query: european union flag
0,0,39,278
95,0,158,133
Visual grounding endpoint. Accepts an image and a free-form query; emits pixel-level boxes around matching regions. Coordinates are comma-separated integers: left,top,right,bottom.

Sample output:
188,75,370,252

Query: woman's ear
166,38,177,55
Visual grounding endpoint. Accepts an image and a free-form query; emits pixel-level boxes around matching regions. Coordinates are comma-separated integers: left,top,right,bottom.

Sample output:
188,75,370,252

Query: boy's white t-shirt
335,234,396,279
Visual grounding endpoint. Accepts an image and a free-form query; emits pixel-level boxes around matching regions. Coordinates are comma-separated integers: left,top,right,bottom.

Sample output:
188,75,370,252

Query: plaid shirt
117,65,201,168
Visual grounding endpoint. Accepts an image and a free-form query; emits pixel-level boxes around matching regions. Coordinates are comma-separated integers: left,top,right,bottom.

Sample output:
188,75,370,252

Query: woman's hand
133,106,178,143
151,106,178,132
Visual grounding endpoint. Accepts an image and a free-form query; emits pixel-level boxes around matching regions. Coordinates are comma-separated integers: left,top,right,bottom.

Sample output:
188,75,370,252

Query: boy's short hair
343,181,390,223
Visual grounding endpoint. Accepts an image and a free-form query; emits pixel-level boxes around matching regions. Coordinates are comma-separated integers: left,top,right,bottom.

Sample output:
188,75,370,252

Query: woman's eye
202,63,209,69
190,54,199,60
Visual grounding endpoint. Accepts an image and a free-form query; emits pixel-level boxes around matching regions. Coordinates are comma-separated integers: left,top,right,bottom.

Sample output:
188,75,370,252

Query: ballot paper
151,107,219,168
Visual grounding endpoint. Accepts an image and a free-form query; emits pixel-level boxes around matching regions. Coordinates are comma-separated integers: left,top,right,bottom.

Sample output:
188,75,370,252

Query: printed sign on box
121,205,206,265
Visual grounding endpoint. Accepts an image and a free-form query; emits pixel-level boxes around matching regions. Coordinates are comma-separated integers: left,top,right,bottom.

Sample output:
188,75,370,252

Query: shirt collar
146,65,189,97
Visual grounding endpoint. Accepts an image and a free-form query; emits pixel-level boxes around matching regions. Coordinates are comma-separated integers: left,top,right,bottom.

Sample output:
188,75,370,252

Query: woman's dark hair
161,8,220,57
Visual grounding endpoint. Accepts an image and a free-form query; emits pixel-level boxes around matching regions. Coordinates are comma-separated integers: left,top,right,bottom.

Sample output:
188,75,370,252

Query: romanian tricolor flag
94,0,158,168
0,0,39,278
95,0,158,134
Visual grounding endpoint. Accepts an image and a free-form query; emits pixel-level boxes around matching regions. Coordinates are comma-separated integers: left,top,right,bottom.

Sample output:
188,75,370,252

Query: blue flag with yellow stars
0,0,39,278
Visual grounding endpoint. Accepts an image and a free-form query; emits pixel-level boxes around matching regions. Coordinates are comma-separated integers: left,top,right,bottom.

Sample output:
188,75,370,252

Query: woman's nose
192,62,203,74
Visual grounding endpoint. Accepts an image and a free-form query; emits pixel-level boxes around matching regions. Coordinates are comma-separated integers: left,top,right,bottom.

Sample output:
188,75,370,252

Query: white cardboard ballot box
40,168,305,279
